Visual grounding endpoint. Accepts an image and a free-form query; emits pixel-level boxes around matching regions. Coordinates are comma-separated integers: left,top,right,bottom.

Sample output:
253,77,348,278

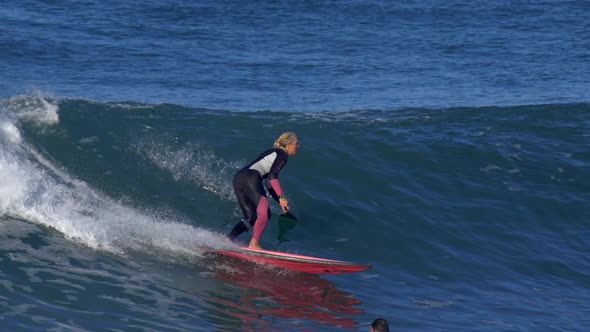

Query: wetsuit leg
227,170,266,240
251,196,269,242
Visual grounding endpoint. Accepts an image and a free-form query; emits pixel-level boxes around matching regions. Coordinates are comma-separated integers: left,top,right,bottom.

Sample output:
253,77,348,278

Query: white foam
0,122,22,144
0,143,232,255
1,93,60,126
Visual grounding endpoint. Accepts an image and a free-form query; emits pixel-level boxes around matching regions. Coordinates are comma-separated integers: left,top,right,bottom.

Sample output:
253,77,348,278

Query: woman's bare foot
248,239,262,250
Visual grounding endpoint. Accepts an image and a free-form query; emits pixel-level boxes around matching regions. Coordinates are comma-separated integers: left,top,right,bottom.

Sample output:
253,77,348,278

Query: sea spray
0,95,233,257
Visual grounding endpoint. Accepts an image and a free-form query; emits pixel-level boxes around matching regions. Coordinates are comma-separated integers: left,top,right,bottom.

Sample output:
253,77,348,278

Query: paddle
277,212,297,243
266,186,298,243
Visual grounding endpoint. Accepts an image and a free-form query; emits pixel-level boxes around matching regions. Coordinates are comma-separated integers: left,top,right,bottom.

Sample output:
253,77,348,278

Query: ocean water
1,1,589,331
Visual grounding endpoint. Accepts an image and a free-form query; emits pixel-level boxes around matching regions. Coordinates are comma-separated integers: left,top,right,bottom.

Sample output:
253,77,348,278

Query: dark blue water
1,1,589,331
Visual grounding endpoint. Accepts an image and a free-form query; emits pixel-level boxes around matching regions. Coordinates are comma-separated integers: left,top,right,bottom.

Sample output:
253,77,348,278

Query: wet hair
371,318,390,332
274,132,297,149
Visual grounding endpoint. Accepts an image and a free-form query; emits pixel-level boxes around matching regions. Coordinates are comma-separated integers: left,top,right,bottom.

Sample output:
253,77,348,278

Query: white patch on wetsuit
249,151,277,177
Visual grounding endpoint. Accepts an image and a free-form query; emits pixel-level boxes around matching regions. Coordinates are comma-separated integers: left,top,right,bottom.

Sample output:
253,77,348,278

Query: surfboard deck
211,246,371,275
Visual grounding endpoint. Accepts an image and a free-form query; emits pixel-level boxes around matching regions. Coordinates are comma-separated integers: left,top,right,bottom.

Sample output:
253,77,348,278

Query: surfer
370,318,390,332
227,132,299,249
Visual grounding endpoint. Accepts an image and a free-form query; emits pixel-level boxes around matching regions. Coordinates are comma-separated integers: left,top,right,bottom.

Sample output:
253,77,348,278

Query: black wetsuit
228,148,288,241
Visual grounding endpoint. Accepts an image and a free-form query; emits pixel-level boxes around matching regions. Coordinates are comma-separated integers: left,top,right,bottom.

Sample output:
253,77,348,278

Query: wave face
1,95,589,330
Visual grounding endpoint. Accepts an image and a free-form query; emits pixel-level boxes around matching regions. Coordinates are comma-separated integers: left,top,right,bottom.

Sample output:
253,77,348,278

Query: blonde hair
274,132,298,149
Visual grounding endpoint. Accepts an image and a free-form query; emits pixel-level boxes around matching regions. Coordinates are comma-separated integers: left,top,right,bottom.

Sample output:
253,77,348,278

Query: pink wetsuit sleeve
269,179,283,197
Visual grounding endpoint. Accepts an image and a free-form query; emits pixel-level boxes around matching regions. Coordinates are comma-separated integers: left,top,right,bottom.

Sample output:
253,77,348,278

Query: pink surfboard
213,247,371,275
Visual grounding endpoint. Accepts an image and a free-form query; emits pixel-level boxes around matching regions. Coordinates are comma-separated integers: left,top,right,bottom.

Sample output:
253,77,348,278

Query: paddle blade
277,212,297,243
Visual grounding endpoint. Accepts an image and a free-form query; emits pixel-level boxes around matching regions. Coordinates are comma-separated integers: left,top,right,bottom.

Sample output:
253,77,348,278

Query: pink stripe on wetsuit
252,196,269,241
252,178,284,241
268,179,283,197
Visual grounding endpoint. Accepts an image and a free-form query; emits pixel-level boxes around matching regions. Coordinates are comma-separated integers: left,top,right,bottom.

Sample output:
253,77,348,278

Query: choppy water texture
1,1,590,331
